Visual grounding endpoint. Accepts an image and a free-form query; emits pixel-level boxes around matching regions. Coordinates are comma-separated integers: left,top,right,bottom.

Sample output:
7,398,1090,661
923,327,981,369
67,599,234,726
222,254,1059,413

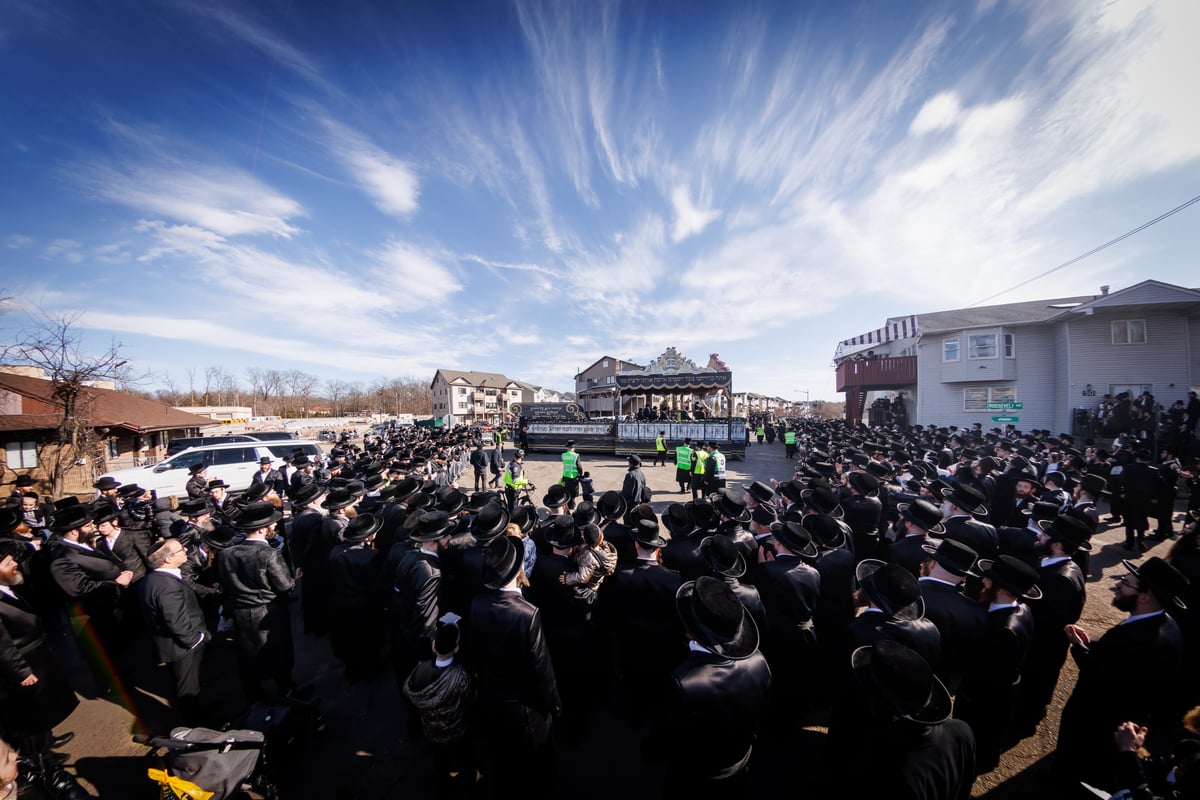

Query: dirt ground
44,442,1184,798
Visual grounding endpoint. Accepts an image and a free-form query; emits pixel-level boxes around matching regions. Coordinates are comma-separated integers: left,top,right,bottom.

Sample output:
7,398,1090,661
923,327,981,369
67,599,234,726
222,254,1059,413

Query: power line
968,193,1200,307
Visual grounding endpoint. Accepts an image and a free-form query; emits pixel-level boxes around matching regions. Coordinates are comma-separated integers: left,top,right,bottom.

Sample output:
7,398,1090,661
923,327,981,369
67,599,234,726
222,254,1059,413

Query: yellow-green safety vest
693,450,708,475
655,436,666,452
561,451,580,479
784,431,797,445
675,445,693,469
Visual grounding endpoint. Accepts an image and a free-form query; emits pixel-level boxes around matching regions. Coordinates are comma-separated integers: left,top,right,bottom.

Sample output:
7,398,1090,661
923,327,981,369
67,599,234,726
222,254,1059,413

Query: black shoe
1123,541,1136,551
43,752,69,766
1137,539,1148,552
48,732,75,749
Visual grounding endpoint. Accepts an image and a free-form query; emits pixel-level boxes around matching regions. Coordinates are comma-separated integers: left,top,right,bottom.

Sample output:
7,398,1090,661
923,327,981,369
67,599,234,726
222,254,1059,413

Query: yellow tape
147,768,215,800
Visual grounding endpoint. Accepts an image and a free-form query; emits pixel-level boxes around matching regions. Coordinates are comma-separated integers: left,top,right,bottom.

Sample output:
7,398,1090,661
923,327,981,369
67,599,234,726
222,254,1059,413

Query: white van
99,440,323,498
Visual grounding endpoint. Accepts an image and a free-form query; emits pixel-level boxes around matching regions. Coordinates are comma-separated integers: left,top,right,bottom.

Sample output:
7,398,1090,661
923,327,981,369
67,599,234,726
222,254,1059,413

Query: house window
107,439,119,459
964,386,1016,412
457,387,467,395
943,338,960,362
602,360,609,368
605,376,615,384
1112,320,1146,345
4,442,37,469
1004,333,1015,358
968,334,997,359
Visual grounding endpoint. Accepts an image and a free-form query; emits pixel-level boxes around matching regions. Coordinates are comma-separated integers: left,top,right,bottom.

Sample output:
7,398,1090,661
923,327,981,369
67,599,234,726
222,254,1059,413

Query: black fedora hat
93,476,121,491
750,504,778,527
412,510,455,542
342,512,383,544
852,639,952,725
742,481,775,505
545,515,582,549
206,478,230,491
856,559,924,620
699,534,746,578
769,520,818,559
117,483,147,499
662,503,693,536
482,535,523,590
91,502,119,526
510,504,537,535
472,502,511,541
1079,474,1110,496
689,499,720,531
847,471,880,498
467,491,497,512
50,503,93,533
596,491,627,522
920,538,979,577
178,497,209,517
1123,557,1189,610
897,500,945,535
633,518,668,549
233,501,283,532
385,475,421,503
290,481,326,507
940,484,988,517
201,524,245,551
713,489,750,523
572,502,600,528
0,508,21,536
1036,515,1093,553
977,555,1042,600
243,482,270,504
1027,501,1060,522
435,487,466,515
802,513,847,550
675,576,759,660
776,480,805,505
800,485,844,519
542,484,570,508
322,488,356,511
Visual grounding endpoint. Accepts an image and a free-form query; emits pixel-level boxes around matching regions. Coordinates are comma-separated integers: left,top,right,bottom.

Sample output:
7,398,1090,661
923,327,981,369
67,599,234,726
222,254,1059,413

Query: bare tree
184,365,197,405
325,379,349,417
1,312,137,495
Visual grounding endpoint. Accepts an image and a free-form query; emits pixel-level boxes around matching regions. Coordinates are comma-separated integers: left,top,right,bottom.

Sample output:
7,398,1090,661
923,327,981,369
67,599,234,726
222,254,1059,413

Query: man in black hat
840,640,976,799
643,577,771,795
1054,557,1188,790
289,453,316,496
699,534,767,637
620,454,648,510
1067,473,1107,534
599,515,684,727
184,464,207,501
885,499,945,578
956,555,1038,773
468,443,488,492
712,488,758,567
940,484,998,560
391,510,455,737
753,520,821,724
918,539,986,693
1014,514,1090,737
841,470,883,561
1120,448,1167,551
46,504,135,675
217,502,297,704
329,514,384,683
137,539,211,722
560,441,583,510
674,438,694,494
250,456,284,497
467,535,560,797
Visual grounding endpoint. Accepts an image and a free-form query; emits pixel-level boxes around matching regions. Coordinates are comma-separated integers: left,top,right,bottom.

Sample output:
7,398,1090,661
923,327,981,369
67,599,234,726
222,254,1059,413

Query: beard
1112,592,1138,613
978,584,998,606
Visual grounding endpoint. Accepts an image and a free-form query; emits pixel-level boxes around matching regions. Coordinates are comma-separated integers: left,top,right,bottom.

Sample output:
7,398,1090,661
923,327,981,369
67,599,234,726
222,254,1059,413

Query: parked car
166,435,257,457
100,440,322,498
242,431,298,442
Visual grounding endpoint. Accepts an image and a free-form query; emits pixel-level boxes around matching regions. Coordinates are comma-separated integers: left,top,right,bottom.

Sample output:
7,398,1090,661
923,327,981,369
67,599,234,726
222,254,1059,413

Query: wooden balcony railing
836,356,917,392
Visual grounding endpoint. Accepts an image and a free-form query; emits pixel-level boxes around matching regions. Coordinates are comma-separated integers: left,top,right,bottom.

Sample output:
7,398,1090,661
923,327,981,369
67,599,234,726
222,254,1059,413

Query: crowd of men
1,417,1199,799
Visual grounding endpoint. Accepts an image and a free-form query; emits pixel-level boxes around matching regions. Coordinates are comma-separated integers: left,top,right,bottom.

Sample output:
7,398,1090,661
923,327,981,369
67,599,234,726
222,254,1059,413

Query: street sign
986,402,1024,410
992,416,1019,423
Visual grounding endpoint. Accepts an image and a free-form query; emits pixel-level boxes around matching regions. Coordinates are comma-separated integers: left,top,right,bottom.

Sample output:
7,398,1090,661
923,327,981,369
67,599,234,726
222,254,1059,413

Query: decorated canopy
615,347,732,394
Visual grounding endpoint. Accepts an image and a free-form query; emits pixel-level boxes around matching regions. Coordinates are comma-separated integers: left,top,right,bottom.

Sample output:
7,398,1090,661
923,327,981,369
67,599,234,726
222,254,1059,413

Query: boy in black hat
402,620,474,797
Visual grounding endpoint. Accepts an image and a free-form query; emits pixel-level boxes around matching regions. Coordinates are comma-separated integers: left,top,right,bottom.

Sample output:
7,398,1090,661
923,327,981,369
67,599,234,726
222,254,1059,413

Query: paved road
47,440,1186,799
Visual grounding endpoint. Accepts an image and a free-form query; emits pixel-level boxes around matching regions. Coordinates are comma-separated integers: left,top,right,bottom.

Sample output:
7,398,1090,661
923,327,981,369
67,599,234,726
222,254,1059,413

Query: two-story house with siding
574,356,644,418
834,280,1200,435
430,370,524,426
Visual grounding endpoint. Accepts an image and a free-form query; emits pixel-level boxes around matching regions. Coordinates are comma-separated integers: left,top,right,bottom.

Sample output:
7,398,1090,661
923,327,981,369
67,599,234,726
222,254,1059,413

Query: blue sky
2,0,1198,402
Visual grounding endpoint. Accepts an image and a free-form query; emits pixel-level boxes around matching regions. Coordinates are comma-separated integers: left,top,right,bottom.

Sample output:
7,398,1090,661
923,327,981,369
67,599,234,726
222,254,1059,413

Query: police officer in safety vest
560,440,583,510
654,431,668,467
705,441,727,495
784,428,798,459
691,443,709,501
675,438,694,494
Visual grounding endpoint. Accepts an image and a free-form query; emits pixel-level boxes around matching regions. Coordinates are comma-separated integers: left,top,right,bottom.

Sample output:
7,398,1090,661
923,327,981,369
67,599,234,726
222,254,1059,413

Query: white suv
99,440,322,498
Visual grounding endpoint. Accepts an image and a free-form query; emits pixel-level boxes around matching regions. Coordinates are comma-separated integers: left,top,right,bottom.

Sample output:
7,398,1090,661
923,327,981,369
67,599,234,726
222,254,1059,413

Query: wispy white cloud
458,253,561,277
318,117,421,219
670,184,721,242
368,241,461,304
4,235,34,250
41,239,84,263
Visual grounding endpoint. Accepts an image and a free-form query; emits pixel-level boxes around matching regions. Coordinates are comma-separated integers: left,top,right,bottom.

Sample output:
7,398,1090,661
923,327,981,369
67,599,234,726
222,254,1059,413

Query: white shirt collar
919,576,959,587
688,640,714,655
499,586,522,594
0,585,17,600
154,567,183,580
62,538,94,552
1040,556,1070,567
1120,610,1165,625
988,600,1019,613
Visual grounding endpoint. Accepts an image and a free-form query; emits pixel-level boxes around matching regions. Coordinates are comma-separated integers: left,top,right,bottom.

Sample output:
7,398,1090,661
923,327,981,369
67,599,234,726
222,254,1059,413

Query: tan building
574,356,644,418
430,369,523,425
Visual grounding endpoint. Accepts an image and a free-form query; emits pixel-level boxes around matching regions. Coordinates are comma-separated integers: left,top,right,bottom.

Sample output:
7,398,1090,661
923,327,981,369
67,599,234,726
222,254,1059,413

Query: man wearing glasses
138,540,211,723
